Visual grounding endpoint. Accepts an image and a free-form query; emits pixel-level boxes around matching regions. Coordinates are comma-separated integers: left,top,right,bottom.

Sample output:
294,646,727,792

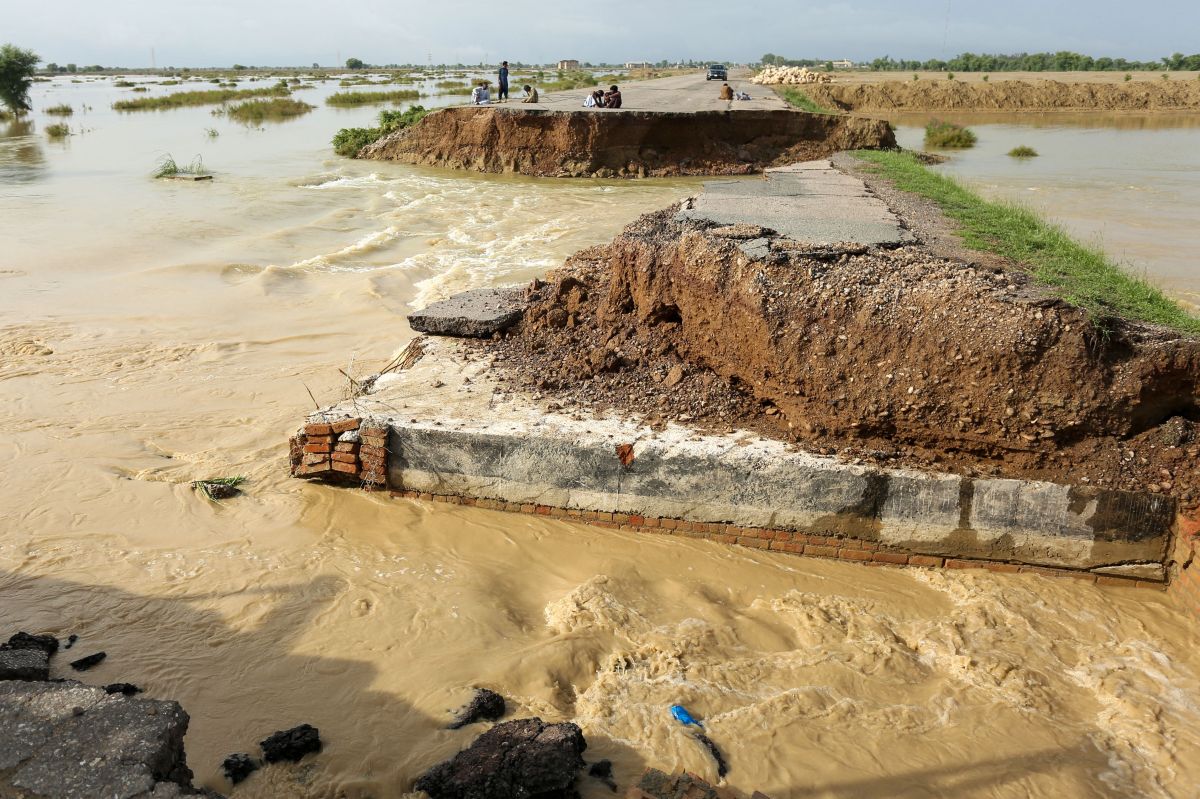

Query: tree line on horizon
763,51,1200,72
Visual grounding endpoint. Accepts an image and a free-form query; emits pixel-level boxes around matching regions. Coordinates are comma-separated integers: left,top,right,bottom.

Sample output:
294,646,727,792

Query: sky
3,0,1197,68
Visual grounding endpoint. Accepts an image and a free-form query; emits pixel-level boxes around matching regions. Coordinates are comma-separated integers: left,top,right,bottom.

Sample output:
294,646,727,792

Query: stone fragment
69,651,106,671
2,632,59,656
222,752,259,784
260,723,322,763
104,683,143,696
409,288,526,338
448,688,506,729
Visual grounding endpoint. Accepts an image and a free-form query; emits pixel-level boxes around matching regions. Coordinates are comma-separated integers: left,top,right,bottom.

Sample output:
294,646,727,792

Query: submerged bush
1008,145,1039,158
44,122,69,138
113,85,289,111
332,105,429,157
325,89,422,106
45,103,73,115
222,97,314,124
924,120,977,148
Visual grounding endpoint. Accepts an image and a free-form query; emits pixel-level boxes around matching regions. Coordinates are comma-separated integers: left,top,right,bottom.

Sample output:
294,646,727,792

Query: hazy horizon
2,0,1198,68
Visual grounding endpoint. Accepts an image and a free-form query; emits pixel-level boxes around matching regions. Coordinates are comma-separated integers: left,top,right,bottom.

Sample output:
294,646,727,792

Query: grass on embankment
332,105,429,157
852,149,1200,334
775,87,839,114
113,86,289,111
325,89,422,106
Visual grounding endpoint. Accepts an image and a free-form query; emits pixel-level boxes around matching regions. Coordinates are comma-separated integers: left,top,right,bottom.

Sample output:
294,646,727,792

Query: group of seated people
583,85,623,109
469,81,624,108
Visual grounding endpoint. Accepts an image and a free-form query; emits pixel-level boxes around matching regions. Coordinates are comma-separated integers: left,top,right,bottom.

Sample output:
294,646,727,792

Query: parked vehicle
706,64,728,81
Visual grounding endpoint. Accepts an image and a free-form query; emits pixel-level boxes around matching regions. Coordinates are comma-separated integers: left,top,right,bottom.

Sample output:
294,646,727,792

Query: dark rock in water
408,288,526,338
0,647,50,681
588,759,617,792
64,634,79,650
448,687,506,729
202,482,241,499
633,768,756,798
415,717,586,799
693,732,728,778
3,631,60,655
69,651,107,671
260,723,322,763
104,682,143,696
222,753,260,784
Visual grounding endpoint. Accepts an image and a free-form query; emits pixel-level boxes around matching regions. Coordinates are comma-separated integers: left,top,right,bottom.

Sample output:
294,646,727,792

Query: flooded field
892,112,1200,309
2,76,1200,798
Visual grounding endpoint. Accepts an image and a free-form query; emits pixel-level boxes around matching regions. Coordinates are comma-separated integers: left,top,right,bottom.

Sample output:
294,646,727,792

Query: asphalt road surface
490,69,790,113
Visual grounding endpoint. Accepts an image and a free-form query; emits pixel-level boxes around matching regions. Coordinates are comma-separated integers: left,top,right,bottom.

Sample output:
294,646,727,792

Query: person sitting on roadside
603,85,622,109
470,82,491,105
736,90,752,101
583,89,605,108
521,84,539,103
718,82,734,101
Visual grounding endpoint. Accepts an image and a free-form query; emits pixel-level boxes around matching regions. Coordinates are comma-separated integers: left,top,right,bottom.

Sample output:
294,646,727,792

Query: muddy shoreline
361,107,896,177
805,78,1200,112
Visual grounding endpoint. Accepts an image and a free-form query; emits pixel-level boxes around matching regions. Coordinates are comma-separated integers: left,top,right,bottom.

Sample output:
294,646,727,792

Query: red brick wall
1170,510,1200,616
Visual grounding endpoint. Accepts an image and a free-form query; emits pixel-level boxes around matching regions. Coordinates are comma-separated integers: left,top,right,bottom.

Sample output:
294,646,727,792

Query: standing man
497,61,510,102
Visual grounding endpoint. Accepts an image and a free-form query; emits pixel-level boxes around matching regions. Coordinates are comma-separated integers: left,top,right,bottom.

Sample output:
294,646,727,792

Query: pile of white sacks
750,66,833,85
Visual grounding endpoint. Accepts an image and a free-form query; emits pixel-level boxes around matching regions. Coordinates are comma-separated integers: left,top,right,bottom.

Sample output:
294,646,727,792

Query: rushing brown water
2,76,1200,798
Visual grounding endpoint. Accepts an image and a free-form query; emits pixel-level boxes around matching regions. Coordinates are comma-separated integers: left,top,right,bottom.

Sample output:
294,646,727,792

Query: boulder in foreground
415,717,586,799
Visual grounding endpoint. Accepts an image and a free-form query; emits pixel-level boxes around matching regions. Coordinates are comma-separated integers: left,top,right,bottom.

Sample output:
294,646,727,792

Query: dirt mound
361,107,895,178
807,79,1200,112
485,206,1200,507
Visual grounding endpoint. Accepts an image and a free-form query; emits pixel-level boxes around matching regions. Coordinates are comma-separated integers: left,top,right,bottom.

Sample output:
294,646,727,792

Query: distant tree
312,62,319,68
232,63,246,70
45,62,58,72
66,63,76,72
346,57,364,69
0,44,40,114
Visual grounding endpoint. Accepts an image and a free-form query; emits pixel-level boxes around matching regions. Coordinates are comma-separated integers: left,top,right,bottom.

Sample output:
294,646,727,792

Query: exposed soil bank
484,170,1200,509
361,107,896,177
806,79,1200,112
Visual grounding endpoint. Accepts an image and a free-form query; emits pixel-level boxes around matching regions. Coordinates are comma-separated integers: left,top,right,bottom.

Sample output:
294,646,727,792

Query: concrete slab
0,680,202,798
408,288,525,338
304,339,1173,577
677,161,911,247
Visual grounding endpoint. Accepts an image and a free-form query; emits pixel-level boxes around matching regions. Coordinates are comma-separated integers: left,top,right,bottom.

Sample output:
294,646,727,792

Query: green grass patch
1008,145,1039,158
924,120,977,148
45,104,73,116
776,87,838,114
325,89,422,106
113,86,289,111
114,80,135,87
44,123,70,138
222,97,314,124
852,150,1200,333
333,105,429,157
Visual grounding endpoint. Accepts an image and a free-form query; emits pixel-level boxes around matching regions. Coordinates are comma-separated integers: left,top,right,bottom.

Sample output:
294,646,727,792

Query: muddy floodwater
3,77,1200,798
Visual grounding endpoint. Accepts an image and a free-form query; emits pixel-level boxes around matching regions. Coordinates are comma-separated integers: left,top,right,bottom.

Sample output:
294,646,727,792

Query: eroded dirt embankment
361,107,895,177
806,79,1200,112
484,197,1200,507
